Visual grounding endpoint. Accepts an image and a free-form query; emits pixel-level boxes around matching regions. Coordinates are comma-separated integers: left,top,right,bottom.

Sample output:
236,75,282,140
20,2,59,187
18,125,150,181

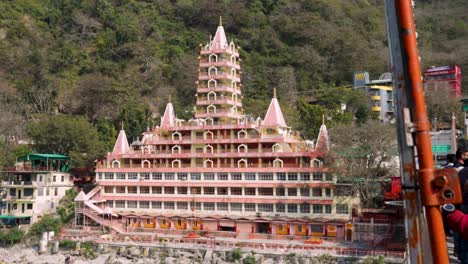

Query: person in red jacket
445,204,468,240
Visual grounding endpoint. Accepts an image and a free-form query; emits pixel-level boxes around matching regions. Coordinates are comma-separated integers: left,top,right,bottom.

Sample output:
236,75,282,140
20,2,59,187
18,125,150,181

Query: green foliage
59,239,77,250
29,215,62,237
25,115,106,168
0,228,25,245
56,188,78,224
231,248,242,261
315,254,338,264
243,255,256,264
363,255,385,264
117,102,152,143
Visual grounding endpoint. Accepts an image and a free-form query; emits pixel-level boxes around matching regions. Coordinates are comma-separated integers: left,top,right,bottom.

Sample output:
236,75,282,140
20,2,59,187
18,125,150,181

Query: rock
165,257,177,264
128,247,141,257
179,257,192,264
105,254,115,264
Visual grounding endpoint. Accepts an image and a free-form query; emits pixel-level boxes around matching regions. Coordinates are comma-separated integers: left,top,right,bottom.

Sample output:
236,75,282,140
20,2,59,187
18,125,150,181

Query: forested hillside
0,0,466,167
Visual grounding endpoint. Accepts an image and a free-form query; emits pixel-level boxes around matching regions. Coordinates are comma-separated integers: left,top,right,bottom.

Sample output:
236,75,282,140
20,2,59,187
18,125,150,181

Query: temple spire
112,129,130,155
161,97,176,127
315,122,330,152
262,90,287,127
211,17,228,50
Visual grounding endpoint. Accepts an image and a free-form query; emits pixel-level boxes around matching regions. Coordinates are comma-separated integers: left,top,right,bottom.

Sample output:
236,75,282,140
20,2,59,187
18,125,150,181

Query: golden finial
168,95,172,103
273,87,277,98
322,114,325,125
219,16,222,26
121,121,124,130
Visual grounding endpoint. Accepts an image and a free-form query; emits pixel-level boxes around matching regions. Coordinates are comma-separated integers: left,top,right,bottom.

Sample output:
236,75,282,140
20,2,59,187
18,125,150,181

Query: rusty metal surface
384,1,425,263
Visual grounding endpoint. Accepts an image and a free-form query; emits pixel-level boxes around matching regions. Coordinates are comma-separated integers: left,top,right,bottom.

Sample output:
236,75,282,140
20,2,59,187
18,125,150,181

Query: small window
177,173,187,180
140,201,150,208
152,186,162,194
104,186,114,193
177,202,188,210
27,204,33,210
191,187,202,194
258,204,273,212
324,188,332,197
218,173,228,180
245,188,256,195
116,201,125,208
287,173,298,181
276,204,285,213
276,188,285,196
231,187,242,195
300,173,310,181
276,172,286,181
153,173,162,180
300,188,310,197
336,204,349,214
244,203,256,212
245,173,256,181
128,173,138,180
54,188,58,196
231,173,242,180
105,173,113,180
116,186,126,193
258,188,273,196
46,188,50,196
325,173,333,181
312,188,322,197
204,187,215,195
178,187,188,194
204,173,215,180
128,186,137,194
217,187,228,195
217,203,228,211
313,204,323,214
164,202,175,209
53,175,57,182
128,201,137,208
313,173,323,181
164,187,175,194
165,173,175,180
287,188,297,196
324,205,332,214
231,203,242,211
300,204,310,213
141,173,150,180
152,201,162,209
116,173,126,180
61,175,64,182
204,202,215,211
287,204,297,213
190,173,201,180
140,186,150,194
259,173,273,181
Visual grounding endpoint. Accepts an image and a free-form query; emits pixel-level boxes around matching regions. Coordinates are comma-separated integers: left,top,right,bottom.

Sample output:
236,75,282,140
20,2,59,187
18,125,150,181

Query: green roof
0,215,31,219
18,154,70,161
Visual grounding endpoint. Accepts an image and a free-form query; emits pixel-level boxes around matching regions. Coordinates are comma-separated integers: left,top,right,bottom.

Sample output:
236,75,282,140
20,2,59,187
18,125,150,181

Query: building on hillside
0,154,73,225
424,65,462,97
353,71,394,123
77,20,360,242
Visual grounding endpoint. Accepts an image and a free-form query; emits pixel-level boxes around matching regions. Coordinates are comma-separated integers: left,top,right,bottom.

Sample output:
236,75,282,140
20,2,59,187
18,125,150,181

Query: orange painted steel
395,1,448,263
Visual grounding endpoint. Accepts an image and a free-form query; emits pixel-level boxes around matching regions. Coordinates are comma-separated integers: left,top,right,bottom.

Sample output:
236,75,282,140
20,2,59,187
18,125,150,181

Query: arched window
204,159,214,168
172,132,182,141
142,160,151,168
230,55,236,64
205,118,214,126
238,144,248,153
208,79,217,89
231,106,237,114
204,145,214,154
238,159,248,168
204,131,214,140
231,68,236,77
231,81,237,89
232,93,238,102
207,91,217,101
237,130,247,139
172,159,181,168
204,44,210,50
311,159,323,168
273,158,283,168
207,105,216,114
112,160,120,168
141,146,151,154
172,145,181,154
209,54,218,63
208,66,217,76
272,143,282,153
229,42,235,51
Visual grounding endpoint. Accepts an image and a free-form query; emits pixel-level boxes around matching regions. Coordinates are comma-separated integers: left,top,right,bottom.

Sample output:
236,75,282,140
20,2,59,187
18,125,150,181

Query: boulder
127,247,141,257
165,257,177,264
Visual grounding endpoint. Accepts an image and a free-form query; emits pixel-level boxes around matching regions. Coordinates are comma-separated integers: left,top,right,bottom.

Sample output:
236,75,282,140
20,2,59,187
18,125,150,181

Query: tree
330,121,399,208
29,215,62,237
0,228,25,245
25,115,106,168
56,188,78,223
425,86,463,129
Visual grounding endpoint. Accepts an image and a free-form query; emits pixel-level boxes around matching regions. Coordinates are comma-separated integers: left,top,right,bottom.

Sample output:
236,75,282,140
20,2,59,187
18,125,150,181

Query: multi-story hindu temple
77,20,359,241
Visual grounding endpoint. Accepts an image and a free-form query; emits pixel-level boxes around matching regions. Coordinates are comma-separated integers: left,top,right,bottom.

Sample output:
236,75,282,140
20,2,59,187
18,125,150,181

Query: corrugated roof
18,154,69,161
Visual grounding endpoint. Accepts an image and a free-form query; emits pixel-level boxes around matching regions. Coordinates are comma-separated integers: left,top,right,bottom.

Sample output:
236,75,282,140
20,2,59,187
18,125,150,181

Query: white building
0,154,73,225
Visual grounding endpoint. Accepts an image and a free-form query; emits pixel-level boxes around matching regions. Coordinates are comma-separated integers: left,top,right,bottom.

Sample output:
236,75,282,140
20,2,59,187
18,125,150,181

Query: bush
29,215,62,237
243,255,256,264
231,248,242,261
59,239,76,250
0,228,25,245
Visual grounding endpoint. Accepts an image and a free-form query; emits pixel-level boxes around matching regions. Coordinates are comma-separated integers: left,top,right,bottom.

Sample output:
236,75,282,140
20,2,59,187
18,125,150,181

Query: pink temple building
76,20,359,242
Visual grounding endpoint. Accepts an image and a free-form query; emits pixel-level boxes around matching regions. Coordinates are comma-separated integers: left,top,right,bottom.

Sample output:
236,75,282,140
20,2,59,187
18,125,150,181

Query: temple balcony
197,86,241,94
118,150,313,159
200,48,239,57
198,73,240,82
199,60,240,69
194,111,242,119
196,99,242,107
142,137,301,146
158,123,256,131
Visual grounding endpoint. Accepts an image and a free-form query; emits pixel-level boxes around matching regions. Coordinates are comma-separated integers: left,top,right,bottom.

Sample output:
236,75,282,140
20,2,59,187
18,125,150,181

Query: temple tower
195,17,243,125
